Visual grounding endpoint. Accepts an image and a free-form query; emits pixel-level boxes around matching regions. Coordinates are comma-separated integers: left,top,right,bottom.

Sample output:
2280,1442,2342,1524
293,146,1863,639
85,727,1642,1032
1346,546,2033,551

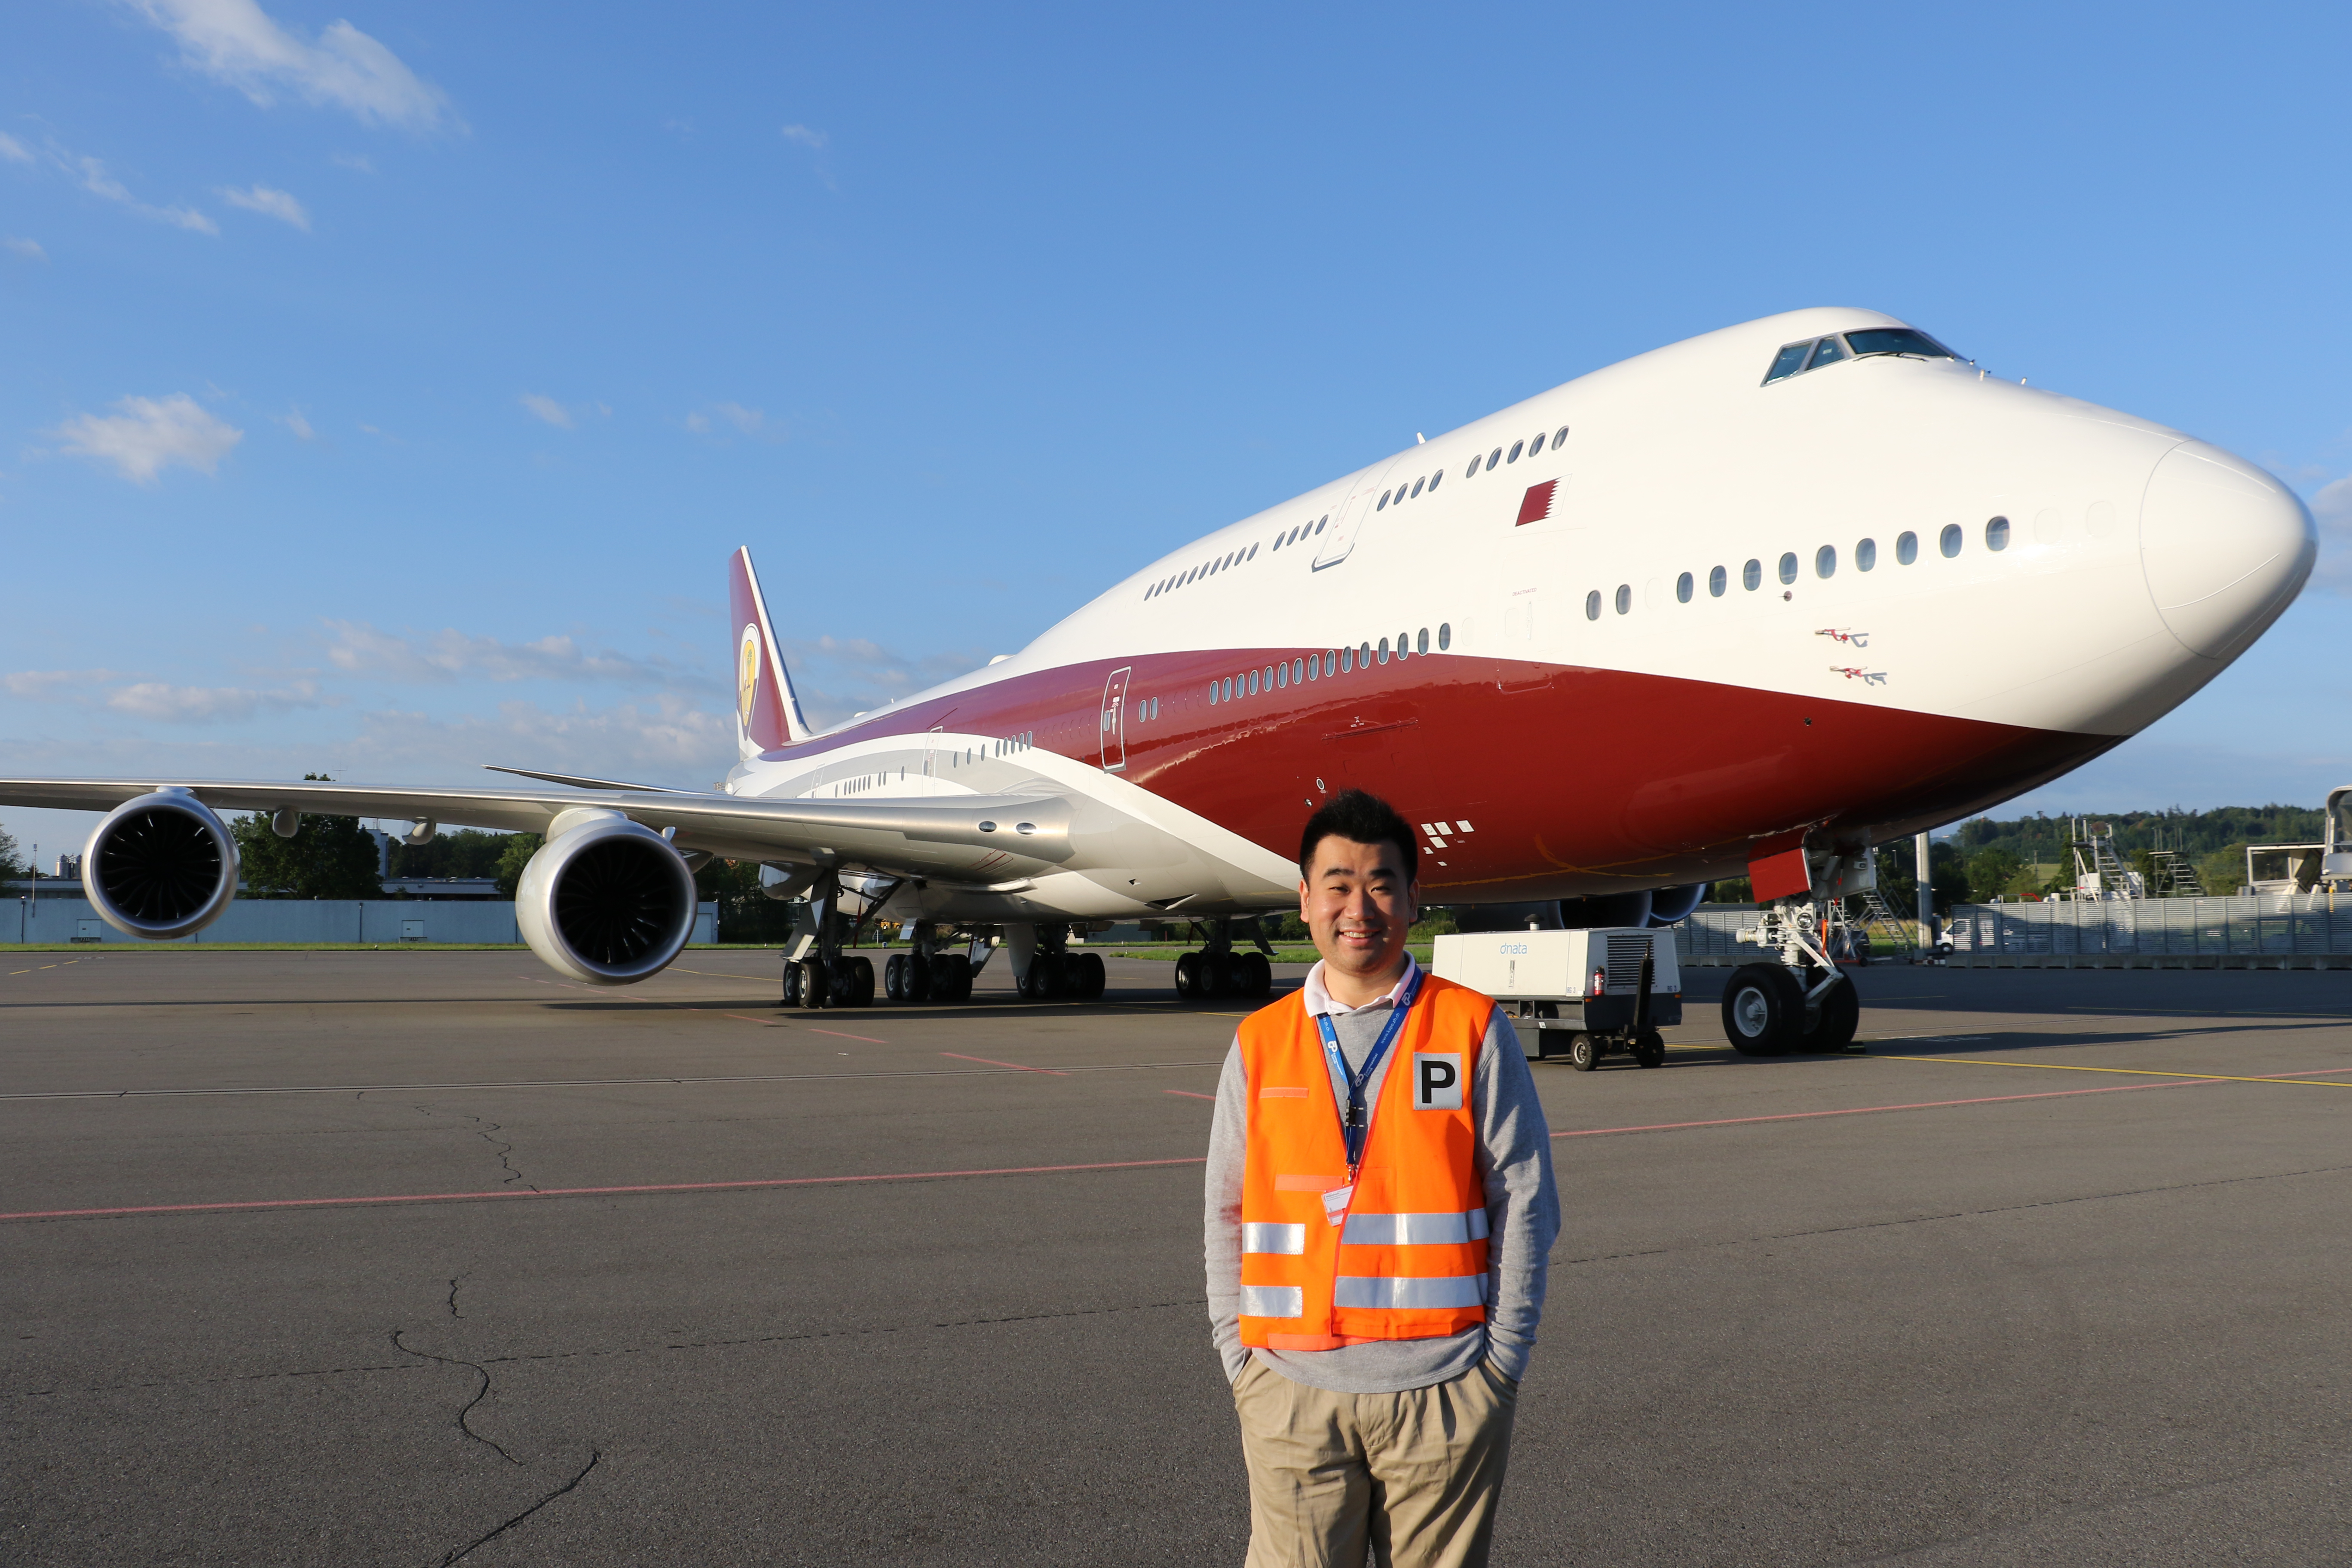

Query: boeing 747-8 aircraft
1,308,2314,1050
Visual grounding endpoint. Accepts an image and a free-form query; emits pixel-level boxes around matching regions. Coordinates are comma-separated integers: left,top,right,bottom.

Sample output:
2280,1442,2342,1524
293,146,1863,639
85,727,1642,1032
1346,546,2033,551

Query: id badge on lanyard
1314,970,1420,1225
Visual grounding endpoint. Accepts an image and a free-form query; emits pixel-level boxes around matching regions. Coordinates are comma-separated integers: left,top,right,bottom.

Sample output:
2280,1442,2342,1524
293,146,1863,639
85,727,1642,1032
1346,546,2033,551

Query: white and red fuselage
729,306,2314,923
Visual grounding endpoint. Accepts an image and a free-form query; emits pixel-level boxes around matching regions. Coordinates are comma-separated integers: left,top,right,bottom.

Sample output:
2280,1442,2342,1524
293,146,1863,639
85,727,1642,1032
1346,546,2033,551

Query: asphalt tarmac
3,947,2349,1566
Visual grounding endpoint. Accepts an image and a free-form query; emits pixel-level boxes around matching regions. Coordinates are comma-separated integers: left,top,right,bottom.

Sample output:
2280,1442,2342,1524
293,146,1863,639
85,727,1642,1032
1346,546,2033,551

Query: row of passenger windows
1207,625,1453,703
1583,518,2013,619
1146,423,1577,598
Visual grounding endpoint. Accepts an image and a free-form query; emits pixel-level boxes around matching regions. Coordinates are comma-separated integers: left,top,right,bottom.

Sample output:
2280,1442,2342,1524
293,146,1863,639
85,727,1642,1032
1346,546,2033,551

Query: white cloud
685,401,780,441
277,406,314,440
2312,477,2352,594
3,237,44,260
519,393,574,429
218,183,309,230
778,634,991,726
124,0,459,132
347,695,734,782
2,669,127,699
105,679,324,723
0,133,31,163
52,393,242,484
780,123,828,149
331,151,373,172
62,149,216,233
320,620,716,691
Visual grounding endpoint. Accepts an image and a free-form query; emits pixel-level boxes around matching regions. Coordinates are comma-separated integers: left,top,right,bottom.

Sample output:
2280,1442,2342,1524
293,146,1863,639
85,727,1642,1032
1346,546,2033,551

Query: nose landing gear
1723,897,1862,1055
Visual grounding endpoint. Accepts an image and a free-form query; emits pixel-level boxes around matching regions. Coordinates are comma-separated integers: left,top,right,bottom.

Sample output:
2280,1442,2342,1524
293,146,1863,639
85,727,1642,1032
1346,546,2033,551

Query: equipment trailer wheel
1566,1032,1600,1071
1798,971,1860,1051
1633,1030,1666,1069
1721,963,1800,1055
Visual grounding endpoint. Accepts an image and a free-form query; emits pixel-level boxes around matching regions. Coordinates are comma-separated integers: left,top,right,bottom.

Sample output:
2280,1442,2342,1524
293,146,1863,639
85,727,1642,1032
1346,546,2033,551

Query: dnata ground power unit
1431,928,1681,1071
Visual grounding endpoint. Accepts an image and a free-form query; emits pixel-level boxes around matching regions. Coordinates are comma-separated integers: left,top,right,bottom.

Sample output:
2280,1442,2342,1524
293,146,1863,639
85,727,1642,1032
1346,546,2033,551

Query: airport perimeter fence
5,896,718,946
1679,896,2352,970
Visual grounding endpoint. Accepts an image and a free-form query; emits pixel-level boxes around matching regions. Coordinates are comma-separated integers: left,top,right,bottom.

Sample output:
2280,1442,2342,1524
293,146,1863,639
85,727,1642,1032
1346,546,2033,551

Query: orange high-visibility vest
1237,973,1494,1351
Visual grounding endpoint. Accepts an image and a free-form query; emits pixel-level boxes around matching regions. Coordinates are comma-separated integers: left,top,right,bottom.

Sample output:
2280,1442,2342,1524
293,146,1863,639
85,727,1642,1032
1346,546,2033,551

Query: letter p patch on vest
1413,1053,1463,1110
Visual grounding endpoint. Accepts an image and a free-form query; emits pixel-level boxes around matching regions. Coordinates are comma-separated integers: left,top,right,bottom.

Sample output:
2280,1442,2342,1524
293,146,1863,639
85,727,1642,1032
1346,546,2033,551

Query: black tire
906,950,934,1002
1240,951,1272,999
798,956,832,1010
882,952,905,1001
932,952,973,1002
1721,963,1799,1055
1174,952,1201,1000
1020,952,1064,1001
1567,1032,1600,1071
1633,1030,1666,1069
849,956,875,1007
782,959,803,1007
1798,971,1860,1052
1204,951,1235,998
1069,951,1106,1000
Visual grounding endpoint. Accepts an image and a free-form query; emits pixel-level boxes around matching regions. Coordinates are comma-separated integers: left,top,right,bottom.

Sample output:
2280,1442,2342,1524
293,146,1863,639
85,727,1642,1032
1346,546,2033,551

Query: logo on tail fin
738,624,761,728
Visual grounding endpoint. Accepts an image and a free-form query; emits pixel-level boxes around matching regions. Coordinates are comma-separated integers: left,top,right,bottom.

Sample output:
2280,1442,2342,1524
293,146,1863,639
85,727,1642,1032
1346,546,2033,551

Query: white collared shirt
1301,952,1423,1020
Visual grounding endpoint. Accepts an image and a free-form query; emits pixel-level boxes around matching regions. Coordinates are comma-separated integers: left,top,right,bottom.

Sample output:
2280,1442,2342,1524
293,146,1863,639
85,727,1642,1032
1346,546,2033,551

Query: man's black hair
1298,788,1418,882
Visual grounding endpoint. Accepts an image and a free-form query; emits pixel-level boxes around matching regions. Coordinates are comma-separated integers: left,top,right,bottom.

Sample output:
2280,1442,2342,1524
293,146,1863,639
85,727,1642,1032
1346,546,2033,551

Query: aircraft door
1312,458,1407,571
1098,667,1133,772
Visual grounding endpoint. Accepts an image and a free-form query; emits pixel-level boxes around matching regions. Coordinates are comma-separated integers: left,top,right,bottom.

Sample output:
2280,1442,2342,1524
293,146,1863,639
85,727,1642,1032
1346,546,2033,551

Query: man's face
1299,834,1419,988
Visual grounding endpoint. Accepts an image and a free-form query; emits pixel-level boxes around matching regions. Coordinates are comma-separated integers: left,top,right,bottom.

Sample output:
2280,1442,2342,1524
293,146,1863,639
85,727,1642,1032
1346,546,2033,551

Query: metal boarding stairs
1847,885,1916,961
2067,819,2147,900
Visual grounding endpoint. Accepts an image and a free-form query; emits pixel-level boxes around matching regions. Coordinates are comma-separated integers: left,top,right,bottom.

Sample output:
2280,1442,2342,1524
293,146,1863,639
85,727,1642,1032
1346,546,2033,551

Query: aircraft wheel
1567,1032,1600,1071
1798,971,1860,1051
882,952,905,1001
1020,952,1064,1001
1204,951,1235,997
1069,951,1106,1000
931,952,973,1002
1721,963,1798,1055
1240,951,1272,999
1174,952,1202,999
782,960,803,1007
905,951,934,1002
848,956,876,1007
797,957,832,1010
1633,1030,1666,1069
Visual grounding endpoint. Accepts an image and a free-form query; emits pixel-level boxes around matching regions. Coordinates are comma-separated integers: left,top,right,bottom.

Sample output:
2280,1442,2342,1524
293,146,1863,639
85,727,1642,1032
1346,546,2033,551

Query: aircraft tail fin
728,547,811,756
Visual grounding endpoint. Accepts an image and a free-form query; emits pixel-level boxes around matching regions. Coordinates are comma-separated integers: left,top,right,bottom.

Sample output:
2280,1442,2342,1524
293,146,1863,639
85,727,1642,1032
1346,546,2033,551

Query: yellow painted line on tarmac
1882,1054,2352,1089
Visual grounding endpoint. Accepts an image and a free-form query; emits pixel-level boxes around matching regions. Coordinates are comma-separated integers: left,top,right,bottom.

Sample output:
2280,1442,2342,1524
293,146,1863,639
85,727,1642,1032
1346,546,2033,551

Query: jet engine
1645,883,1709,926
514,809,699,985
81,789,241,940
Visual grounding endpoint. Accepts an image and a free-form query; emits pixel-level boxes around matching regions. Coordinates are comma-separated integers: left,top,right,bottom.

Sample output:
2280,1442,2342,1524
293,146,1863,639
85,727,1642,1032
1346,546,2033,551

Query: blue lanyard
1314,968,1421,1172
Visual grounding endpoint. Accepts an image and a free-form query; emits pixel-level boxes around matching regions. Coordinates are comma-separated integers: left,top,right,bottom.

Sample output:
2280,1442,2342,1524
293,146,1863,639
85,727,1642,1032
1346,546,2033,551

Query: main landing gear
1720,897,1861,1056
1172,919,1274,1002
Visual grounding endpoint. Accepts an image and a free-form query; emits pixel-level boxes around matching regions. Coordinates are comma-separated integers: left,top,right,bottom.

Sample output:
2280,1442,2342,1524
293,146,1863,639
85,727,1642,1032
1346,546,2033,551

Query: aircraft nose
2138,441,2316,658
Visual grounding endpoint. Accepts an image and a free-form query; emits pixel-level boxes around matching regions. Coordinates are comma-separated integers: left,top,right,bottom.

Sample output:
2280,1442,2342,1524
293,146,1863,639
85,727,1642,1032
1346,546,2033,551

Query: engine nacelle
1646,883,1709,926
1556,891,1654,929
82,789,240,940
515,809,699,985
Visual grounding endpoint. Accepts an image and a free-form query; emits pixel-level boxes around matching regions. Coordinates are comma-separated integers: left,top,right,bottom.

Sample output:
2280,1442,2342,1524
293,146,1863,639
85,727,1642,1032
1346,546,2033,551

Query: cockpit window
1847,327,1958,361
1764,326,1959,386
1762,341,1813,385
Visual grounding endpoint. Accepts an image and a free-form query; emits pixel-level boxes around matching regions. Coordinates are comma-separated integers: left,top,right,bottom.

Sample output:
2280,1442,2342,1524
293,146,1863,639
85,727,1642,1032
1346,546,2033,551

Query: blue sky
4,1,2350,865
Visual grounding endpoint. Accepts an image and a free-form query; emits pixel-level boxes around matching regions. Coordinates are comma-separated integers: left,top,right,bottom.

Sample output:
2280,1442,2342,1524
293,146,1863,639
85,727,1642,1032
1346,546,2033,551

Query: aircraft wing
0,776,1079,882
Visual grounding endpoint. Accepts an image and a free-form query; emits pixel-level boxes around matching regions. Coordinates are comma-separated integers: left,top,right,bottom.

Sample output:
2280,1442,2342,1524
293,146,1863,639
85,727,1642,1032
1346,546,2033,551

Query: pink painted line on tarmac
1164,1090,1215,1100
1554,1077,2218,1140
0,1155,1210,1224
811,1028,887,1043
940,1051,1066,1075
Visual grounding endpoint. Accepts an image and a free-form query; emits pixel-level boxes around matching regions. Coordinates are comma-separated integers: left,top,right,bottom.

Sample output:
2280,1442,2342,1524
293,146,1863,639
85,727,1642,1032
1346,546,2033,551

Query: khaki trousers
1231,1357,1519,1568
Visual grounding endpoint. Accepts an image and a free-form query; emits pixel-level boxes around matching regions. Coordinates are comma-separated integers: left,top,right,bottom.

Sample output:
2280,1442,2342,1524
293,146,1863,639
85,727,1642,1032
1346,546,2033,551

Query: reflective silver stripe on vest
1242,1222,1307,1255
1332,1274,1488,1311
1339,1208,1491,1246
1240,1283,1304,1319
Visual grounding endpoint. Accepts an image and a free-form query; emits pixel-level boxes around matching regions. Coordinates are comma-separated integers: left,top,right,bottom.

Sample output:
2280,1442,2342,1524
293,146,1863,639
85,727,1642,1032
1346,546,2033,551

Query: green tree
0,824,25,881
493,833,544,897
387,828,523,881
1964,847,2023,902
231,775,384,899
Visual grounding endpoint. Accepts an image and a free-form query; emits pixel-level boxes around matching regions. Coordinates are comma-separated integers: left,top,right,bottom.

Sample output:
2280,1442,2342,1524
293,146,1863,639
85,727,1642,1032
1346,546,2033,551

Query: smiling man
1204,789,1560,1568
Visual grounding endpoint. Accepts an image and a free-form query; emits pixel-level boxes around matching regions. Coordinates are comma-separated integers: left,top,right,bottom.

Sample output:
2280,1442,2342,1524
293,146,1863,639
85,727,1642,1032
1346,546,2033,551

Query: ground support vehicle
1432,929,1680,1070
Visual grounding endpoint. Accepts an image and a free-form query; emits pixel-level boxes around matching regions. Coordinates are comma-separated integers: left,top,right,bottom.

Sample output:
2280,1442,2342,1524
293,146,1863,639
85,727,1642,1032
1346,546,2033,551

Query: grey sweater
1204,960,1560,1393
